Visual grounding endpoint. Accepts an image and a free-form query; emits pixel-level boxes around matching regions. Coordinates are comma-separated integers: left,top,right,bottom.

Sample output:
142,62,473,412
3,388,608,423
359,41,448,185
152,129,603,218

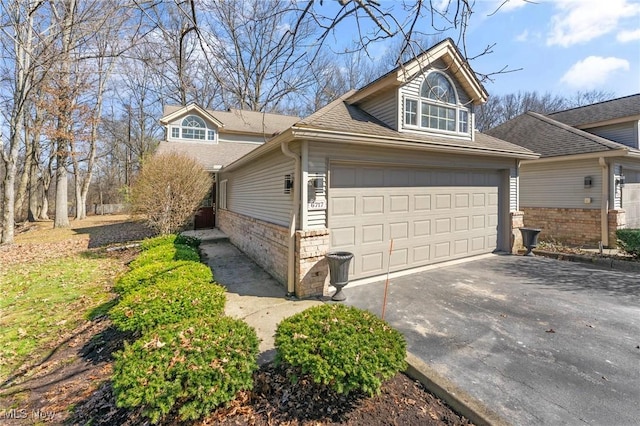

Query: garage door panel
330,165,500,280
390,195,409,212
331,196,356,216
363,196,384,214
331,226,355,247
362,224,384,244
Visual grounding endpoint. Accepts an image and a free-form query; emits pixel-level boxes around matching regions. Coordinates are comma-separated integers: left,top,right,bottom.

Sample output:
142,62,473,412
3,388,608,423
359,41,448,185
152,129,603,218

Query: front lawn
0,252,124,383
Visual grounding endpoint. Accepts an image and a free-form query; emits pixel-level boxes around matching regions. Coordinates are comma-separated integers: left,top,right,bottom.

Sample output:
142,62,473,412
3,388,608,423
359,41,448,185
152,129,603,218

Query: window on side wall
219,180,227,210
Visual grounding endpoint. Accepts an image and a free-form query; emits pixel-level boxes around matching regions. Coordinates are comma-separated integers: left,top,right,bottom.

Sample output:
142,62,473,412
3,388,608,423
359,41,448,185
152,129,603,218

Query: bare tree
0,0,53,243
476,90,617,131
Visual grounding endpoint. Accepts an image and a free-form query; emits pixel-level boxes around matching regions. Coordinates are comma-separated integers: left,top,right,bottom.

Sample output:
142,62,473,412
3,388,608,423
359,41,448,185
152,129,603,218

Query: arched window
404,71,469,135
171,114,217,141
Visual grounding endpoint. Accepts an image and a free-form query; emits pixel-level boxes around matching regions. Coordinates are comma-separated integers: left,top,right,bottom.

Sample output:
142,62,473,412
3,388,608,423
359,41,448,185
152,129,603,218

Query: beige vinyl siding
307,150,328,228
520,159,601,209
220,148,295,227
358,88,398,129
510,165,518,211
585,122,639,149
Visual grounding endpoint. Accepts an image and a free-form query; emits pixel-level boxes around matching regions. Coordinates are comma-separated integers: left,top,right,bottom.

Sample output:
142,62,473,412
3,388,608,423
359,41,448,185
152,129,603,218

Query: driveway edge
405,352,509,426
532,249,640,272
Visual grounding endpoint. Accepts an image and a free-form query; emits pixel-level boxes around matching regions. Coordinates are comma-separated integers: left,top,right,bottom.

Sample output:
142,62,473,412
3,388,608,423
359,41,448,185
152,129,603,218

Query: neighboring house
211,38,537,298
487,94,640,247
157,104,299,229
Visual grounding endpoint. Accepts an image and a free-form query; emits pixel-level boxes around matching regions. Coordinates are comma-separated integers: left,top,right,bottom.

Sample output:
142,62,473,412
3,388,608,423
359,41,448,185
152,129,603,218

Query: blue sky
468,0,640,97
329,0,640,98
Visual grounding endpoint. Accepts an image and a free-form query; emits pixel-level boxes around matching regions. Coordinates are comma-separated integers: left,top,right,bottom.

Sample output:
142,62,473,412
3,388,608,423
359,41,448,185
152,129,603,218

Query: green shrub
140,234,202,251
112,317,259,423
140,235,178,251
616,228,640,257
114,261,213,295
175,234,201,248
275,304,407,396
109,279,226,333
129,244,200,269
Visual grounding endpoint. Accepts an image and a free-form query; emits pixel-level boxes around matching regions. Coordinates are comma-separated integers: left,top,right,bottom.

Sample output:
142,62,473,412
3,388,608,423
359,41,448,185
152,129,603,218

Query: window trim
168,114,218,143
403,71,471,137
219,179,228,210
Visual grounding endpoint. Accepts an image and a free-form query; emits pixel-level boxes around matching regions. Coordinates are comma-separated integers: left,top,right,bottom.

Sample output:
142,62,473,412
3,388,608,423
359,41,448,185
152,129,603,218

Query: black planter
520,228,542,256
326,251,354,301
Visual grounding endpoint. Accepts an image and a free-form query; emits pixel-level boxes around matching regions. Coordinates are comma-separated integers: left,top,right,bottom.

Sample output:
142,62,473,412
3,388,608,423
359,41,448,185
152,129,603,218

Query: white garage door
329,164,500,281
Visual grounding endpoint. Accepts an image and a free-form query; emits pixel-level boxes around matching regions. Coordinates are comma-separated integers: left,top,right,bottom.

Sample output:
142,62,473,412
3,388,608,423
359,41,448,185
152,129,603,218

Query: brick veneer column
608,209,625,248
510,211,524,254
295,229,330,298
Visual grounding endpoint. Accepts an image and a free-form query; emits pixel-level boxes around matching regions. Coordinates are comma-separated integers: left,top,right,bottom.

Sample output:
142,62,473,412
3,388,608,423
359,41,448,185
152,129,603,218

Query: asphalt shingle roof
486,111,630,158
297,93,536,156
156,141,259,171
548,93,640,127
163,105,300,136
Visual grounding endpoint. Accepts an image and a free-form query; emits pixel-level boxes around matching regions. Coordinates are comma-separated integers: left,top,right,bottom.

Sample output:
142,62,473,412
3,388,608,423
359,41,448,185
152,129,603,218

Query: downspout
281,140,299,297
599,157,609,247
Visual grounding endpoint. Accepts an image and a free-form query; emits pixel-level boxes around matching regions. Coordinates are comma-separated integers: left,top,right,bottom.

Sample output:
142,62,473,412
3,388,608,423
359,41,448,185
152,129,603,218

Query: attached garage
329,163,501,280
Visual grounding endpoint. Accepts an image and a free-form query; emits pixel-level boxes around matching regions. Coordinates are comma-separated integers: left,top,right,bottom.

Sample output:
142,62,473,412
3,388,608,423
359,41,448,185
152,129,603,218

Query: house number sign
308,200,326,210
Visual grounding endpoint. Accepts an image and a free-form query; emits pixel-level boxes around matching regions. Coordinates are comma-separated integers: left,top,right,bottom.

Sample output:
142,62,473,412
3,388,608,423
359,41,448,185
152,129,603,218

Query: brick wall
218,209,289,285
295,229,330,298
609,209,625,246
510,211,524,253
523,207,605,246
218,209,332,298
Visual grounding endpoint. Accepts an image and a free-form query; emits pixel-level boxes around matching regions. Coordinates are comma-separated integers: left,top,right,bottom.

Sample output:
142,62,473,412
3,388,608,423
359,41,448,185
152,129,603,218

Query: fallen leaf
545,328,555,333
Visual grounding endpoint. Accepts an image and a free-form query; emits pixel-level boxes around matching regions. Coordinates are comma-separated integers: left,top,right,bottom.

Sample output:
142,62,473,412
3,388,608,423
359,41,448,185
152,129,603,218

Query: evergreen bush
275,304,407,396
109,279,226,333
112,317,259,423
140,235,178,251
114,260,213,295
616,228,640,257
129,244,200,269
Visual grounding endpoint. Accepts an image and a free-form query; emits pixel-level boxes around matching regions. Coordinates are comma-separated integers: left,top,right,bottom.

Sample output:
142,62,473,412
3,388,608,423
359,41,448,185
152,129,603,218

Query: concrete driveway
342,254,640,425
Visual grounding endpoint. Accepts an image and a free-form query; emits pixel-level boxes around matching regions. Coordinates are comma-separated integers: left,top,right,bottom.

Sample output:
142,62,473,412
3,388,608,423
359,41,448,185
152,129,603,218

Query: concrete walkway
196,234,504,426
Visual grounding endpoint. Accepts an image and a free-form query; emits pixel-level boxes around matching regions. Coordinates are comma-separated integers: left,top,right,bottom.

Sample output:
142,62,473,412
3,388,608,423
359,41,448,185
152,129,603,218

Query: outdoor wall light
616,175,626,188
309,177,324,189
284,174,294,194
584,176,592,188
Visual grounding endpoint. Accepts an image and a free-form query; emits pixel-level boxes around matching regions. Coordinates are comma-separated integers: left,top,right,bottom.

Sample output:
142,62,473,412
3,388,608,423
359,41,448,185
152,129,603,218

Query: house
487,94,640,247
210,38,537,298
157,104,299,229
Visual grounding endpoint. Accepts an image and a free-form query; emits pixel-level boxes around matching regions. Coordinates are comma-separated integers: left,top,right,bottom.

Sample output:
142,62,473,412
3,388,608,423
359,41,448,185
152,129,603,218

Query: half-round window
181,115,207,140
403,71,469,135
421,72,457,104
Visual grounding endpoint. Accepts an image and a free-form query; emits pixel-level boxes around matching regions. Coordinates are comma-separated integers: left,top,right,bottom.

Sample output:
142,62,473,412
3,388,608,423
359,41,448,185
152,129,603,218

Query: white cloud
560,56,630,88
515,29,529,42
489,0,529,13
617,29,640,43
547,0,640,47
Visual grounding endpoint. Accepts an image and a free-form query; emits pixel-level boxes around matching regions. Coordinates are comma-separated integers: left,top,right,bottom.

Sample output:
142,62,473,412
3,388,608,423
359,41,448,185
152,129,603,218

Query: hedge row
110,234,259,423
109,234,408,423
616,228,640,257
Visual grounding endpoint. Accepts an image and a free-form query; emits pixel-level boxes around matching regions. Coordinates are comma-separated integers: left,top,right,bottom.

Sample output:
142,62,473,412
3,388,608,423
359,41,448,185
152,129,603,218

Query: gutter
280,140,299,297
599,157,609,247
520,149,628,165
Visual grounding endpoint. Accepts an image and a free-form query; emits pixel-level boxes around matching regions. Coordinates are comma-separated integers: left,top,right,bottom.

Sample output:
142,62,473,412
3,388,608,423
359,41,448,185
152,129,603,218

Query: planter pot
520,228,542,256
326,251,354,301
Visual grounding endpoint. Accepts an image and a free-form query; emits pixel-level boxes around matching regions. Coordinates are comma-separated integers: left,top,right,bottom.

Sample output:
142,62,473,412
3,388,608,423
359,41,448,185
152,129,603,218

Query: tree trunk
54,141,70,227
27,136,41,222
1,164,17,244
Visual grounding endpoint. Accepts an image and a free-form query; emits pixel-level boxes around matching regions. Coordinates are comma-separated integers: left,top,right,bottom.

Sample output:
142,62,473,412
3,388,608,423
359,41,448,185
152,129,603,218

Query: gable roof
346,38,488,106
486,111,633,158
155,141,259,171
548,93,640,128
161,104,300,136
224,93,537,174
